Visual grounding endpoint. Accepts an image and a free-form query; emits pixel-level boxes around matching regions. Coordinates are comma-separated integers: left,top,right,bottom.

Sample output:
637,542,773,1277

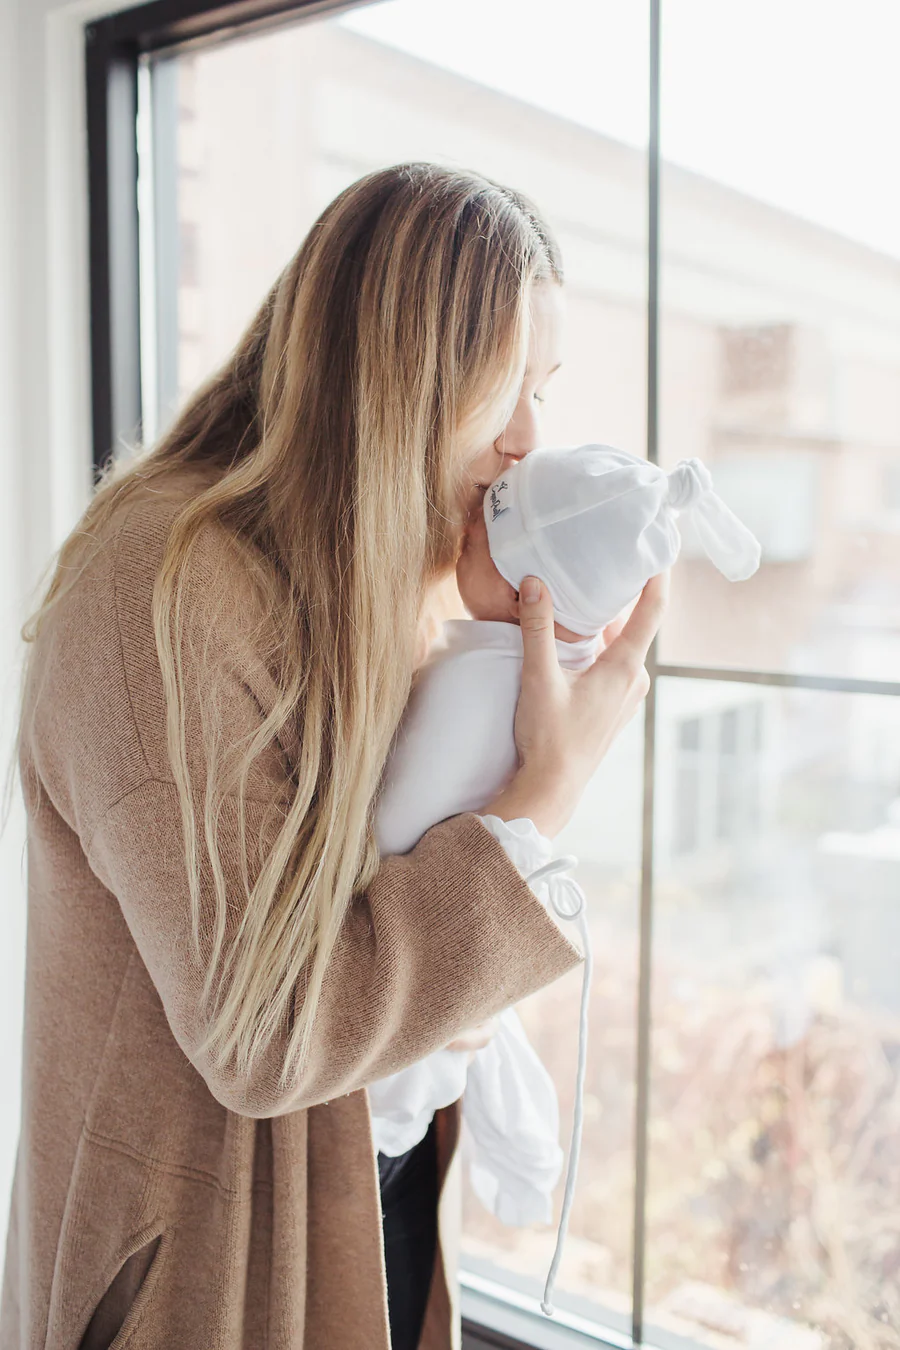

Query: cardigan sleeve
86,785,581,1119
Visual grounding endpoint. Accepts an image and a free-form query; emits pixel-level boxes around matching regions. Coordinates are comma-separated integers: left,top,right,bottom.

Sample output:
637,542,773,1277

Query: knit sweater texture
0,473,581,1350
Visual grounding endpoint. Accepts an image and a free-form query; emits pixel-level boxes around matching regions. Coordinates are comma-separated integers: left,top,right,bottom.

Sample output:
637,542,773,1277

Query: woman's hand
444,1017,498,1064
484,572,668,839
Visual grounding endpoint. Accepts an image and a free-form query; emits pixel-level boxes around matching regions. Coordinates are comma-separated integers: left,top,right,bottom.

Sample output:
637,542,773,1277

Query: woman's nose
495,404,541,463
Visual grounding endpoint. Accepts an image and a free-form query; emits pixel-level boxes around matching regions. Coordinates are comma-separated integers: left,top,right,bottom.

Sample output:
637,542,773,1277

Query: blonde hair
18,163,563,1090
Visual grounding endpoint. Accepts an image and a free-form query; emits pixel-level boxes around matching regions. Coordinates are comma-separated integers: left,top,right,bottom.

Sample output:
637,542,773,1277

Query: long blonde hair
19,163,562,1090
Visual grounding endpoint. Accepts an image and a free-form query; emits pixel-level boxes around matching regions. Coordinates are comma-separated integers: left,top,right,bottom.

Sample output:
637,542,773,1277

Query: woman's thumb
518,577,558,680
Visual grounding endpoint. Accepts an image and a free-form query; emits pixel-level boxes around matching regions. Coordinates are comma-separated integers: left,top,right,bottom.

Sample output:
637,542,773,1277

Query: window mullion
631,1,662,1344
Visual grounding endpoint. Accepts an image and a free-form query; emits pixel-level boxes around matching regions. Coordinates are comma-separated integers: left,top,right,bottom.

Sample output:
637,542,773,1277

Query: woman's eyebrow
524,361,563,378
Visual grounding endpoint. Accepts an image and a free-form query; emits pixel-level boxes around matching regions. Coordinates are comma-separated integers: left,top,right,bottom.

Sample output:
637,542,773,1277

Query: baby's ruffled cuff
477,814,553,884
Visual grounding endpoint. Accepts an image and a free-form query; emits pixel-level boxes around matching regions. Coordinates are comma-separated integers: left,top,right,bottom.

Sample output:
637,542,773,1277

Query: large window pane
145,0,650,1328
648,677,900,1346
149,0,651,461
657,0,900,682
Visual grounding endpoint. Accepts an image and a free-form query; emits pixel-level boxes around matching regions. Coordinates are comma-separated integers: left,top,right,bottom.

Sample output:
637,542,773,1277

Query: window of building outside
135,2,900,1345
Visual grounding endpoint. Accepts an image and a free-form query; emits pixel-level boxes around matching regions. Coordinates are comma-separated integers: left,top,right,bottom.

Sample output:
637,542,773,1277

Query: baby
369,444,761,1311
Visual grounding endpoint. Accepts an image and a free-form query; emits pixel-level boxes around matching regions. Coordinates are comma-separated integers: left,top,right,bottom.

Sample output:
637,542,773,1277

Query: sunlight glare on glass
340,0,651,148
342,0,900,259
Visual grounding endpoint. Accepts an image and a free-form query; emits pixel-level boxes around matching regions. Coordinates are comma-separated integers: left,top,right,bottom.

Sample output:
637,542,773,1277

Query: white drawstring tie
524,854,592,1318
666,457,761,582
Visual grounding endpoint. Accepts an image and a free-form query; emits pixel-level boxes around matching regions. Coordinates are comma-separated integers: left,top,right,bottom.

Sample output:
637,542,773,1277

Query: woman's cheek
466,446,496,486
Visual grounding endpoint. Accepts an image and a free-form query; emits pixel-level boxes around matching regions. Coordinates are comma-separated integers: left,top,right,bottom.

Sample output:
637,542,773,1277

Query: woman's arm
87,790,578,1118
88,577,664,1121
31,510,663,1122
28,508,582,1122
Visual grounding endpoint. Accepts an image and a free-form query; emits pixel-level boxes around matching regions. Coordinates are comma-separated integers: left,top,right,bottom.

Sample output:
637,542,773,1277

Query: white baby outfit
371,623,600,1228
370,445,761,1314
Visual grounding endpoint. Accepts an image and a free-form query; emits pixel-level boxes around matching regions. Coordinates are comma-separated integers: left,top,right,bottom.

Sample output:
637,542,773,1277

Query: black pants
378,1118,439,1350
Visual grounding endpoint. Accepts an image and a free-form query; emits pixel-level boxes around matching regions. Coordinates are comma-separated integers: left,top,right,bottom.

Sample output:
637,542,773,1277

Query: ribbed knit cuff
476,814,581,946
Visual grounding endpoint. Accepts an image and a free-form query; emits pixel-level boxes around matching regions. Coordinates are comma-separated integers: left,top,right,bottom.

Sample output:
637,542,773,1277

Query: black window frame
85,0,370,478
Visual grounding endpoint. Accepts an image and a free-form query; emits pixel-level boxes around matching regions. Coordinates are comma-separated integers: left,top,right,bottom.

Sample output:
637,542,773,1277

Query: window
649,683,900,1347
86,1,900,1345
668,698,765,860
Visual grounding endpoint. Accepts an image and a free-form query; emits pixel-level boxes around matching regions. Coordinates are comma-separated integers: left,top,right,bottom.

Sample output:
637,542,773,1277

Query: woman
0,163,664,1350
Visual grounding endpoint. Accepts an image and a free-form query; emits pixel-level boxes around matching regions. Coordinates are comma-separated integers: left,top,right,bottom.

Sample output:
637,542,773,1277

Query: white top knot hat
484,445,762,637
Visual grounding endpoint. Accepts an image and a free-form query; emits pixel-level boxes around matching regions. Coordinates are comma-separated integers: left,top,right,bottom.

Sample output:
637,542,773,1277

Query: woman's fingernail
521,577,541,604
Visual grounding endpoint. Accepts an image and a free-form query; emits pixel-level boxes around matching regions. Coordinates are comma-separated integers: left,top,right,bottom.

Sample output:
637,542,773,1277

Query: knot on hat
667,458,713,511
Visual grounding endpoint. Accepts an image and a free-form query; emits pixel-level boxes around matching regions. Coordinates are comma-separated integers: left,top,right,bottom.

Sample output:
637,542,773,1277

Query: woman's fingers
592,571,669,679
517,577,560,687
486,570,669,840
600,611,628,649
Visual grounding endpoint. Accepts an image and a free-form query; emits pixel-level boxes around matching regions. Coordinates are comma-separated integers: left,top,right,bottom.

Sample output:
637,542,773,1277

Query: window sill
460,1270,634,1350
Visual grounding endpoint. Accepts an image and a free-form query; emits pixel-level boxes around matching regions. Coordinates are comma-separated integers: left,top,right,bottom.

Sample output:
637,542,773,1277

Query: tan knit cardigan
0,476,581,1350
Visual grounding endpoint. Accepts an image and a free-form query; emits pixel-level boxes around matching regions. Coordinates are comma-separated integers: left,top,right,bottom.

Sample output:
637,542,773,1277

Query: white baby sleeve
369,630,569,1175
367,1050,469,1157
462,813,568,1226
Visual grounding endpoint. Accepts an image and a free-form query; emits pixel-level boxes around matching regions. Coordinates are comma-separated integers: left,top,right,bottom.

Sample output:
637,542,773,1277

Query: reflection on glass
160,0,650,459
657,4,900,682
158,2,900,685
649,679,900,1347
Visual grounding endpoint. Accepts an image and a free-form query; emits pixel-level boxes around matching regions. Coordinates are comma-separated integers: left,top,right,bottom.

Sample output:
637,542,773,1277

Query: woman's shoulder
109,471,267,628
31,469,265,683
106,470,281,709
21,469,283,837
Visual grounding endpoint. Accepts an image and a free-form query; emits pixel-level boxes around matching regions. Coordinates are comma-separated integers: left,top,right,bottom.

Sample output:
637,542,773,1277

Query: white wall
0,0,125,1264
0,0,26,1266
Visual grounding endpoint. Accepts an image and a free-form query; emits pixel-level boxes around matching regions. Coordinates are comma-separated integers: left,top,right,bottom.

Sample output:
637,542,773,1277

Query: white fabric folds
370,627,600,1231
463,1008,563,1227
484,446,762,636
367,810,569,1217
369,998,565,1226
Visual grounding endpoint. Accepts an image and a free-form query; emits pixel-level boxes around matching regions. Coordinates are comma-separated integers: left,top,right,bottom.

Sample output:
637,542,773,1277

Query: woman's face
460,280,564,515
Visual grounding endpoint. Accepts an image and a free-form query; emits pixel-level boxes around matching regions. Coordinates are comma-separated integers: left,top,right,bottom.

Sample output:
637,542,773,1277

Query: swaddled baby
370,445,761,1310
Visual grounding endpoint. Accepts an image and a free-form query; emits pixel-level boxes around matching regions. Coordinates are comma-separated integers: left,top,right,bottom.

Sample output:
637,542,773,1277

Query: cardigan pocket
77,1228,170,1350
44,1127,174,1350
